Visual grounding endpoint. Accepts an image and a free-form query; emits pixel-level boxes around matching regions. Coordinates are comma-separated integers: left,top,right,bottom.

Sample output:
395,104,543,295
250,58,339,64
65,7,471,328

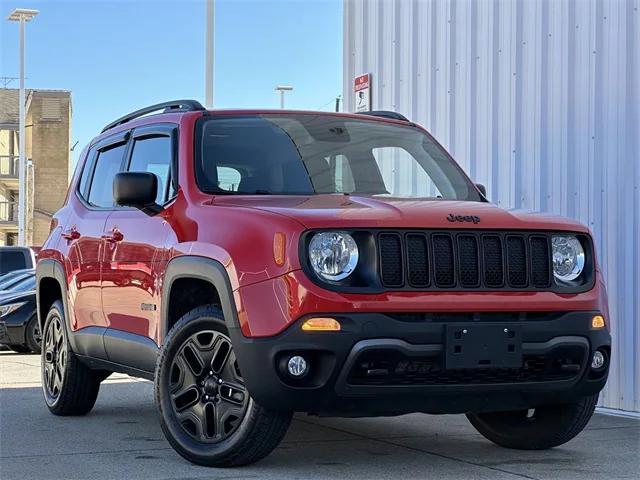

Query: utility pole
8,8,39,247
335,95,341,112
275,86,293,109
205,0,214,108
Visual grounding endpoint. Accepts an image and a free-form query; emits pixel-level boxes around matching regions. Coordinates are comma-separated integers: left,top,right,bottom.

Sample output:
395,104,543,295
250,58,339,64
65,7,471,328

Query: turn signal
301,317,341,332
592,315,606,329
273,232,286,266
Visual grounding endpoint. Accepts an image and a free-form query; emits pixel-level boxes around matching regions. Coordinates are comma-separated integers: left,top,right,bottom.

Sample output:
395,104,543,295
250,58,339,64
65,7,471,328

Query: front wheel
466,394,599,450
25,315,42,353
155,305,292,467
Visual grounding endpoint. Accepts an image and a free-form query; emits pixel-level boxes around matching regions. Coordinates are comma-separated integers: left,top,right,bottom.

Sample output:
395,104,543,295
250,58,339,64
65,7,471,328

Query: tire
155,305,292,467
466,394,599,450
25,315,42,354
41,300,102,416
9,345,31,354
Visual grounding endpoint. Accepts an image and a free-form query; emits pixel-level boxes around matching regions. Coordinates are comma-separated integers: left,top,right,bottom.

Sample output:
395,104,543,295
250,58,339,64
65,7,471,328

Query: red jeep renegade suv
36,100,610,467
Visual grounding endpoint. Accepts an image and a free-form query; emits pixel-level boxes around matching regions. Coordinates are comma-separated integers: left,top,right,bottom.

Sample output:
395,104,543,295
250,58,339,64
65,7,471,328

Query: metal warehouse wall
343,0,639,413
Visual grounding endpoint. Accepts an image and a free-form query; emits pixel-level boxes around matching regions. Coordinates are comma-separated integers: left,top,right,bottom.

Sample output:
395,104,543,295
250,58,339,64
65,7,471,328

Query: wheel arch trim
35,259,78,352
161,255,241,343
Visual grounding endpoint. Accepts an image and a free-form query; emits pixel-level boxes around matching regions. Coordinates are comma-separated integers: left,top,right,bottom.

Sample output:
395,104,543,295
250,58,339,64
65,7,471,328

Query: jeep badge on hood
447,213,481,224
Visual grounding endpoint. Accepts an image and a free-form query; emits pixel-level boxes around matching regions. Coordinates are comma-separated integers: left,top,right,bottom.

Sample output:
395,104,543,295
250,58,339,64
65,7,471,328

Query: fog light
592,315,606,329
591,350,605,369
301,317,341,332
287,355,308,377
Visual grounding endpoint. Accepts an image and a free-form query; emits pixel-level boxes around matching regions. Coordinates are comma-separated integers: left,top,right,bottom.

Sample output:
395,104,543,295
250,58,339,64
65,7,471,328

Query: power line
0,77,20,88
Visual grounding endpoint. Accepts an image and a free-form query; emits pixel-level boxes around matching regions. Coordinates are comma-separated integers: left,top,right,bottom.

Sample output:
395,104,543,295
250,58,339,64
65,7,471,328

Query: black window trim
76,130,131,211
125,123,179,207
75,123,179,212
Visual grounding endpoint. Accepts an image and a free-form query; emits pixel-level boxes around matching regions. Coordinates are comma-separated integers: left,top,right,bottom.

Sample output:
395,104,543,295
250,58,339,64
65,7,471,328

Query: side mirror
114,172,161,216
475,183,487,197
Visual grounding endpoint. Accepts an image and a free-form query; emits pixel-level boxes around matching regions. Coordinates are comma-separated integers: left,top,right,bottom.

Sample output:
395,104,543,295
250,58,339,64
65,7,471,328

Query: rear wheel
466,394,599,450
155,305,292,467
41,301,103,416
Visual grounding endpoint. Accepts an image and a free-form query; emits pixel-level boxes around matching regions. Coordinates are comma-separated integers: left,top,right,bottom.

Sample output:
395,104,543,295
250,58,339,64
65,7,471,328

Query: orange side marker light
301,317,341,332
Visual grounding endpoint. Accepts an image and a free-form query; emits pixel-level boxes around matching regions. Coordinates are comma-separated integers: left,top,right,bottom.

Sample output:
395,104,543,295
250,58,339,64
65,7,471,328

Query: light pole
205,0,214,108
275,86,293,109
7,8,39,247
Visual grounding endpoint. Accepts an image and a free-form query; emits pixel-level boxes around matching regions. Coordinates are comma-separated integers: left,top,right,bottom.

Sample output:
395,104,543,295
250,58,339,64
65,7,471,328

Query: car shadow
1,379,637,480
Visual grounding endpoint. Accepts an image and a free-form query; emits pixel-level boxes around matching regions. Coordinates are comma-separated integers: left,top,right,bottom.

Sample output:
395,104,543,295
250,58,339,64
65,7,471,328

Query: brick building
0,88,71,246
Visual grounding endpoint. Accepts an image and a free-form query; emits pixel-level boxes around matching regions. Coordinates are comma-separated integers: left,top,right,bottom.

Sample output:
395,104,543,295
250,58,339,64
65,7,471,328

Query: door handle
101,228,123,243
61,227,80,241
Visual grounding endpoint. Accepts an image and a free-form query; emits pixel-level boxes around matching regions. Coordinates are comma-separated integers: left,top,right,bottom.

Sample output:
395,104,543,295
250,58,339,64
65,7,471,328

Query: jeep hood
212,195,588,232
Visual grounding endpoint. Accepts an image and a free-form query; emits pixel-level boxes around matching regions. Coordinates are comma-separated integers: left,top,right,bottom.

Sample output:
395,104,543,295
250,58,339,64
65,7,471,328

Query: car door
101,124,176,370
61,133,129,358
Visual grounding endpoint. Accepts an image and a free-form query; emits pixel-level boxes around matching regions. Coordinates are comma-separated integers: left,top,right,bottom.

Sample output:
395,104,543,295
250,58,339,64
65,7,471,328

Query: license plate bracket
445,324,523,370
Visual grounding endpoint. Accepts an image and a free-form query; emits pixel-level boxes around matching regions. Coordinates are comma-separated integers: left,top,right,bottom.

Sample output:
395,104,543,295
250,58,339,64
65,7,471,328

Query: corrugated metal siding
344,0,639,413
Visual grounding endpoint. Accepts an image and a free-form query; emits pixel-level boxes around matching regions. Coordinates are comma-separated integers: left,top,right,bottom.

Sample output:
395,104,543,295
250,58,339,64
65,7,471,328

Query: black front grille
348,346,585,386
406,234,429,287
377,231,553,291
378,233,403,287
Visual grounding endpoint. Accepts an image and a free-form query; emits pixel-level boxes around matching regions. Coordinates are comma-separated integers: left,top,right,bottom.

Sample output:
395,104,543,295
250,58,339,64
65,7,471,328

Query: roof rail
359,110,409,122
101,99,205,133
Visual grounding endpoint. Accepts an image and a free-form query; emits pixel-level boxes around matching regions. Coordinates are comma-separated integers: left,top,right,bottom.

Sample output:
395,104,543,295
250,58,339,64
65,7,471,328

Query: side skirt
76,355,155,381
72,327,159,380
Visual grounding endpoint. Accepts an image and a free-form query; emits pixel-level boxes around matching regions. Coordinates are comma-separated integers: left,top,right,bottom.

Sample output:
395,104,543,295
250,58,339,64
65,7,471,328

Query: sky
0,0,343,164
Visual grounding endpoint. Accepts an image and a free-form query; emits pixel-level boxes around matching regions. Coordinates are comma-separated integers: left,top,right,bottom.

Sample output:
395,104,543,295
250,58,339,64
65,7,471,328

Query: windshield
196,114,481,201
2,275,36,292
6,276,35,292
0,271,33,291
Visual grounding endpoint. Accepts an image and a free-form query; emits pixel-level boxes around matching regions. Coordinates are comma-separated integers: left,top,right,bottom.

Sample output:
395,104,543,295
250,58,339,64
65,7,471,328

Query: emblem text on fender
447,213,480,224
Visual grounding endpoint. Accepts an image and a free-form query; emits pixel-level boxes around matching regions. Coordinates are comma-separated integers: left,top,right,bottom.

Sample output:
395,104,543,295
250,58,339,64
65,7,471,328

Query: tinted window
196,115,480,200
87,144,126,207
78,152,95,198
128,136,174,204
0,251,27,275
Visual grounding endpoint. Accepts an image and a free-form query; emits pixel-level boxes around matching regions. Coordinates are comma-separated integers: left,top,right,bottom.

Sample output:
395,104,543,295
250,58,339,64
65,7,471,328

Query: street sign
354,73,371,112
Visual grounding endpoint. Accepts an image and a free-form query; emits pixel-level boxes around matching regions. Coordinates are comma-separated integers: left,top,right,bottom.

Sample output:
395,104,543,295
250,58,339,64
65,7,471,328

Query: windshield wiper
212,189,273,195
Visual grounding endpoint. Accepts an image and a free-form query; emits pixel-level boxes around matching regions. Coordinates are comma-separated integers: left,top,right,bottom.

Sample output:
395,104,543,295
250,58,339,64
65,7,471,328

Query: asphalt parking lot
0,351,638,480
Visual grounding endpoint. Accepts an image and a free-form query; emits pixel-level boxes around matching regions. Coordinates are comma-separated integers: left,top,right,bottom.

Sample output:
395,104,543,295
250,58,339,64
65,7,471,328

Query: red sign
354,73,370,92
353,73,371,112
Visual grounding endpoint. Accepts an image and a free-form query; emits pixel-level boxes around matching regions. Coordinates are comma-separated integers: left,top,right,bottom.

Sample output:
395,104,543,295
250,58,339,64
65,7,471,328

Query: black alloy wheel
169,329,249,442
155,305,292,467
42,314,67,400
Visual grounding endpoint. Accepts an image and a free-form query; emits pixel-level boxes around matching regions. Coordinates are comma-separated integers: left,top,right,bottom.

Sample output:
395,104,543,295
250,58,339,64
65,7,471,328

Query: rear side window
87,144,126,207
0,251,27,275
128,136,174,204
78,153,94,197
217,166,241,191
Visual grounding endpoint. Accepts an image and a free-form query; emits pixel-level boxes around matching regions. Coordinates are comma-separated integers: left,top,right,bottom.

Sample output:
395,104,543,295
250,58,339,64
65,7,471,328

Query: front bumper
0,303,35,346
0,321,9,344
230,311,610,416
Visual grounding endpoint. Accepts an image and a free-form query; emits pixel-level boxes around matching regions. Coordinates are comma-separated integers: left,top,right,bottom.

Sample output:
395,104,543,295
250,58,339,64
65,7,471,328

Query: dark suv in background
36,100,610,466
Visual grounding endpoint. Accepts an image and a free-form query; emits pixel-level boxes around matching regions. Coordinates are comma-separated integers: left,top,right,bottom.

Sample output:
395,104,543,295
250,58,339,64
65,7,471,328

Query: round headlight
551,235,585,282
308,232,359,281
